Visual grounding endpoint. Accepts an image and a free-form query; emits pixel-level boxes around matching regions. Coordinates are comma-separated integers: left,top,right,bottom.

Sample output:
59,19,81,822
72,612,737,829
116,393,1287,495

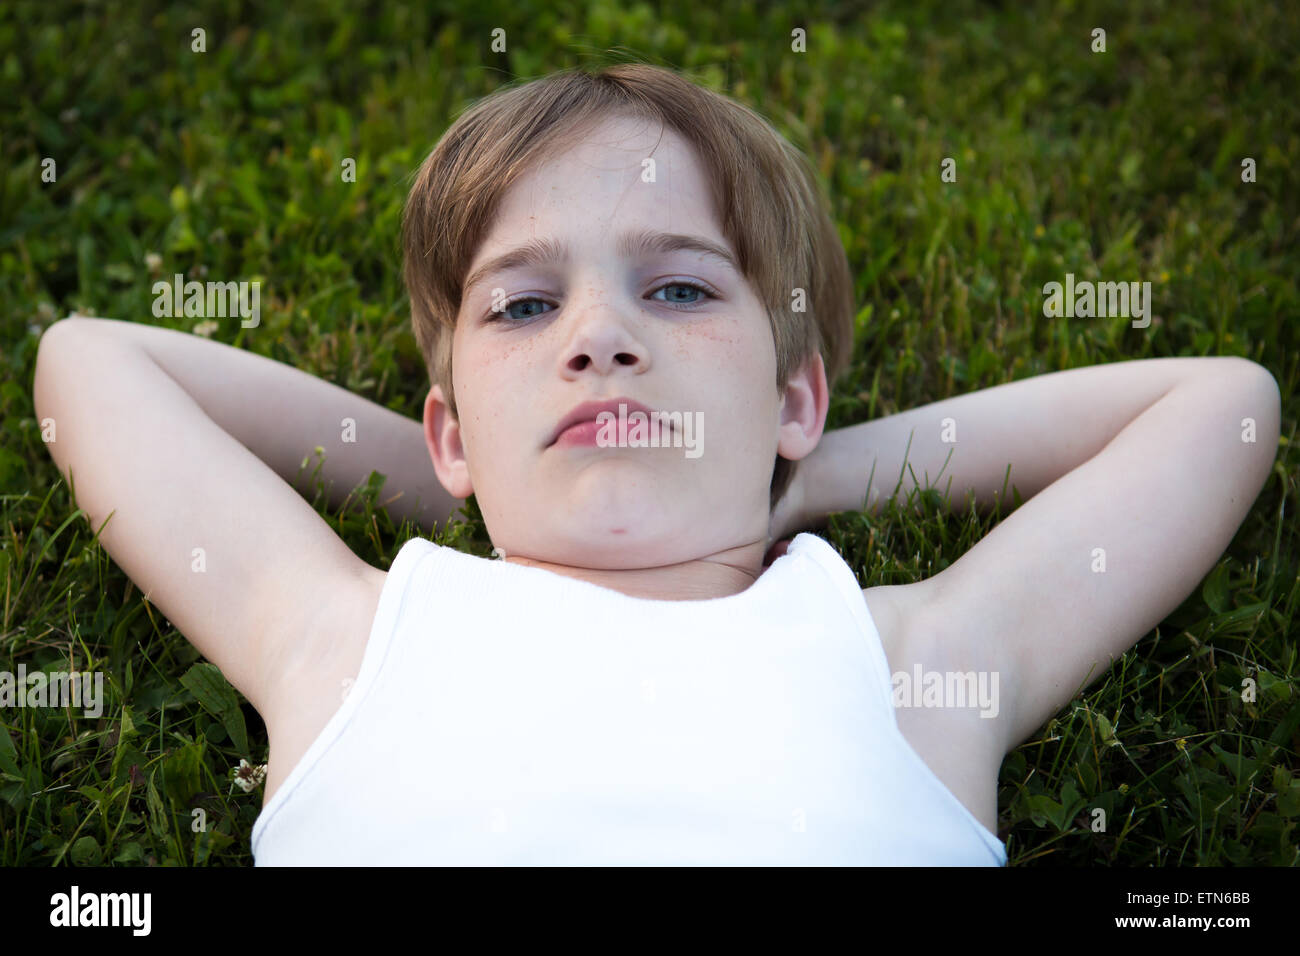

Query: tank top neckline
450,531,832,609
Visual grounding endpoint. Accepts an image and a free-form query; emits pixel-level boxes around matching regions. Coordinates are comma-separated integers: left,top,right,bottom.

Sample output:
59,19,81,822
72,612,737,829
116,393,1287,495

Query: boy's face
424,113,826,569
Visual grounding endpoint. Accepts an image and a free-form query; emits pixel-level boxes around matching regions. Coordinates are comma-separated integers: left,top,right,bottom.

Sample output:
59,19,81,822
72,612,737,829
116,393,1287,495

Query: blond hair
402,62,854,508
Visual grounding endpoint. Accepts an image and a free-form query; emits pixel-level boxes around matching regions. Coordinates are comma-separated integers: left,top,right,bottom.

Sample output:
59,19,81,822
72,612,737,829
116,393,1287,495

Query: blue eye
498,298,550,322
488,280,719,324
649,281,718,306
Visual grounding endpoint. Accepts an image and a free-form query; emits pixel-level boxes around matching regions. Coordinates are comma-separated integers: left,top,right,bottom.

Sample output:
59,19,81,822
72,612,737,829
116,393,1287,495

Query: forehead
475,114,725,257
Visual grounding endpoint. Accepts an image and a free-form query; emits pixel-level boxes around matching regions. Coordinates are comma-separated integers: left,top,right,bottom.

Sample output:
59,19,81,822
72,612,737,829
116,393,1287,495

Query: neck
502,538,773,601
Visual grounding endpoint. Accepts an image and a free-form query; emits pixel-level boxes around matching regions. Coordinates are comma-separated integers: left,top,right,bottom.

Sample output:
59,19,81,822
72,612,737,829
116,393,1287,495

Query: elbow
1239,359,1281,443
1224,359,1282,485
32,320,65,424
32,317,96,442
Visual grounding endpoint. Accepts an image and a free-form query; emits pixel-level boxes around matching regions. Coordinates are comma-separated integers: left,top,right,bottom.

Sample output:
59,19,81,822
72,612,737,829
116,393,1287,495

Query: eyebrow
462,228,739,297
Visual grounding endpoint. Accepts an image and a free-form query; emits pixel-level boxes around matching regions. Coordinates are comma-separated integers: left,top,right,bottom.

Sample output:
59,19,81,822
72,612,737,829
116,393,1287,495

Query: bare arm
52,318,464,532
30,316,452,713
838,356,1280,754
781,356,1271,533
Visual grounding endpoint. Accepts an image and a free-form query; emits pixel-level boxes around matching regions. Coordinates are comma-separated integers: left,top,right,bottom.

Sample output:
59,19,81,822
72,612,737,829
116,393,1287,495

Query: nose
557,288,650,378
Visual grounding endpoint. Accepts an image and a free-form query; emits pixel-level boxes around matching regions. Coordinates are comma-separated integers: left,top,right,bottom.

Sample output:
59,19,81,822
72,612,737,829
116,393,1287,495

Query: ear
423,384,475,499
776,351,830,462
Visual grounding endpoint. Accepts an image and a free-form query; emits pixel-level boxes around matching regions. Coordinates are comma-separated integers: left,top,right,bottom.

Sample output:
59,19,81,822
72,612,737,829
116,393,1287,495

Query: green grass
1,0,1297,865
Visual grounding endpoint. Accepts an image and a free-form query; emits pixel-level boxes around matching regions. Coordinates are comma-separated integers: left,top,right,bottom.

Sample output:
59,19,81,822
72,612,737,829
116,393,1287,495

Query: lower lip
553,420,607,447
552,418,676,448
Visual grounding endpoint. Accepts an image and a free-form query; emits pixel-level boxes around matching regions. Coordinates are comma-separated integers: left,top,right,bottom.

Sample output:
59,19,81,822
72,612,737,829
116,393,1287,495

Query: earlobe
423,384,475,499
775,352,830,462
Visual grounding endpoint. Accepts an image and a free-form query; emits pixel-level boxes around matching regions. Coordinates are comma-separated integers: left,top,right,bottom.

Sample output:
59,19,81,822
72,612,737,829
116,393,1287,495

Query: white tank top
251,532,1006,865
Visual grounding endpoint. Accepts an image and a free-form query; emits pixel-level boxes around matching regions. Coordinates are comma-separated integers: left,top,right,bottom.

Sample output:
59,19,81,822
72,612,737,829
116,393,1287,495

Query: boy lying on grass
33,64,1280,865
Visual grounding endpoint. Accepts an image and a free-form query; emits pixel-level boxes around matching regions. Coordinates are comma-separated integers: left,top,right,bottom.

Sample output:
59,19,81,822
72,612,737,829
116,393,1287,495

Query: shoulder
861,582,1008,833
260,562,388,741
256,561,387,804
863,581,1010,761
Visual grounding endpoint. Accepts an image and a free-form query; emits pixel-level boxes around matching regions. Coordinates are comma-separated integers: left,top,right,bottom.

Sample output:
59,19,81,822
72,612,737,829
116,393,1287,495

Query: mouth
547,397,657,448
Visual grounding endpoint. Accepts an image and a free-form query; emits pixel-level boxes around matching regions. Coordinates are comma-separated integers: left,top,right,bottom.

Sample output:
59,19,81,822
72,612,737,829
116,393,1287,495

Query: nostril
615,352,637,365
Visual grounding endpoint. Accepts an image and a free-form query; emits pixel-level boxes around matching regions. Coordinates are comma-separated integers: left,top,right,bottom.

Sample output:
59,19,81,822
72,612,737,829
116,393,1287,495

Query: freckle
675,323,736,348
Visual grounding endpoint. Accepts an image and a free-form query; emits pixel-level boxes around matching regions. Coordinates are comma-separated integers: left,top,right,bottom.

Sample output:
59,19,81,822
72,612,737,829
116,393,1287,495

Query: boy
32,64,1280,864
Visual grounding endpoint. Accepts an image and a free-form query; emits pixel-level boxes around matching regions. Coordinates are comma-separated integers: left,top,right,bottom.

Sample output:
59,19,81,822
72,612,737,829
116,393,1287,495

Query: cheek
669,315,745,355
456,352,529,462
455,339,513,406
667,317,761,399
460,333,540,397
680,317,776,390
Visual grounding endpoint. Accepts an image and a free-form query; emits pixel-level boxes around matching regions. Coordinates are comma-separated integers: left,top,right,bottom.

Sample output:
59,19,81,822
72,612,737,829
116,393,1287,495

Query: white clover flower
232,759,267,793
144,252,162,274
